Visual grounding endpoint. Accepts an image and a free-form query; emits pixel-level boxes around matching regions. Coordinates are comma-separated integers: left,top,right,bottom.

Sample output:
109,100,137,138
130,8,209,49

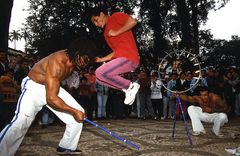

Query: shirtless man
177,86,228,138
0,37,97,155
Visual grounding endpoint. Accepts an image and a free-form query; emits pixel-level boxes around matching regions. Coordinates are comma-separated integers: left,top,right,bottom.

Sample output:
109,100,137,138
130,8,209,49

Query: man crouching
178,86,228,138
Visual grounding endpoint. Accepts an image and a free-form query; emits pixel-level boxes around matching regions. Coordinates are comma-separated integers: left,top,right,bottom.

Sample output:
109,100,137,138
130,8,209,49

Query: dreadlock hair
67,37,97,66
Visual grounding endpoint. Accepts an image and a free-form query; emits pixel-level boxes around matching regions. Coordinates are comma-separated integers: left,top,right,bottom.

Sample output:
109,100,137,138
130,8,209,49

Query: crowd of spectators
0,52,38,130
0,51,240,131
36,64,240,126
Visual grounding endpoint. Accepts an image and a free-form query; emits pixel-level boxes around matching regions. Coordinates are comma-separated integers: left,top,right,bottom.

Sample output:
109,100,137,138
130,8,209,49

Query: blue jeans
169,97,176,117
41,106,55,125
136,93,140,118
97,94,108,118
139,92,155,117
235,93,240,116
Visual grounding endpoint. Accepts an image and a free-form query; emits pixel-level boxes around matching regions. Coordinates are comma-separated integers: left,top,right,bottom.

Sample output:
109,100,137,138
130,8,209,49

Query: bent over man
0,37,97,155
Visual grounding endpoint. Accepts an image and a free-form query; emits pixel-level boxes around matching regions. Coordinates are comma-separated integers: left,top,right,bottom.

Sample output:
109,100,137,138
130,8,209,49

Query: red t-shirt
104,12,139,64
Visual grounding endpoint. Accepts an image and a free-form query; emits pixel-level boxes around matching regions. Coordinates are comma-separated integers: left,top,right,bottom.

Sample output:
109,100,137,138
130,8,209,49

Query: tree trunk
149,0,169,57
14,39,16,49
189,0,199,54
175,0,192,51
0,0,14,53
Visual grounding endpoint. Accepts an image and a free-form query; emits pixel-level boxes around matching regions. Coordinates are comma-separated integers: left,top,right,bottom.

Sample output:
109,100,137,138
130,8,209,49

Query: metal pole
176,96,193,145
84,118,140,150
172,101,177,138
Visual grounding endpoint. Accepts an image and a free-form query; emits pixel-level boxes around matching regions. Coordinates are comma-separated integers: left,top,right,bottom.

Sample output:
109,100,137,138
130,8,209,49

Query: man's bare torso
198,93,220,106
197,93,228,113
28,50,74,85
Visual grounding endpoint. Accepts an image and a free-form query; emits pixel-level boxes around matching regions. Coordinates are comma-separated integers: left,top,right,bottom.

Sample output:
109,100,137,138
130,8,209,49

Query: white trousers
0,77,84,156
187,105,228,135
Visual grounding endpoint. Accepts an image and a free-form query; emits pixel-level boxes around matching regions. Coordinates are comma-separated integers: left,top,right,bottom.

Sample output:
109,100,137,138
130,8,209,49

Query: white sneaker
192,130,206,136
212,129,224,138
123,82,140,105
225,147,240,155
161,116,166,120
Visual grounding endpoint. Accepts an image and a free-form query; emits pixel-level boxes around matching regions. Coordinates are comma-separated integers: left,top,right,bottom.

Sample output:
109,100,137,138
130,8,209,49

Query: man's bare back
0,37,98,156
28,50,73,85
25,37,97,122
28,50,85,122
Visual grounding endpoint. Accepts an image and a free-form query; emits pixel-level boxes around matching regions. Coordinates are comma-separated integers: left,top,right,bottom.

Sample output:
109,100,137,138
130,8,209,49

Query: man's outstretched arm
178,94,199,104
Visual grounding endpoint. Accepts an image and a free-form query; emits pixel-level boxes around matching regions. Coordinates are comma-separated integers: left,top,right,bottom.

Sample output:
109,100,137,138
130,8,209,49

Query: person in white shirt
150,72,163,118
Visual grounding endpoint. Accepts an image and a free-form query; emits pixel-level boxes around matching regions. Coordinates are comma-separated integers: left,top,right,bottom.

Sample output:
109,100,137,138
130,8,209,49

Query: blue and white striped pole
173,96,193,145
84,118,140,150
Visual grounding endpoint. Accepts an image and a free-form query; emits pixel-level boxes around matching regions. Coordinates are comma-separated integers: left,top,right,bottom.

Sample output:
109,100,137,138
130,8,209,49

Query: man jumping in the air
90,7,140,105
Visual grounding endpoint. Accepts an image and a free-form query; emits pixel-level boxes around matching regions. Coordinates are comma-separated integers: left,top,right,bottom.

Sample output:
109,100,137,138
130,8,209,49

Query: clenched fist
72,110,85,122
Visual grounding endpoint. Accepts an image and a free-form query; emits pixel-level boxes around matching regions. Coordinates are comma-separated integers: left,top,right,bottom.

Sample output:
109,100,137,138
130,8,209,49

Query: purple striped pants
95,57,138,90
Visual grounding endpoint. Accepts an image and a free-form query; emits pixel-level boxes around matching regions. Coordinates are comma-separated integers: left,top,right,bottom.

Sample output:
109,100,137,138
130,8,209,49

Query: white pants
188,105,228,135
0,77,84,156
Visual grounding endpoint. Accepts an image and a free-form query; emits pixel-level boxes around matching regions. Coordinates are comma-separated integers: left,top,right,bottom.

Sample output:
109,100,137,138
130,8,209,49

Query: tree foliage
9,30,22,49
23,0,237,69
24,0,138,57
201,35,240,69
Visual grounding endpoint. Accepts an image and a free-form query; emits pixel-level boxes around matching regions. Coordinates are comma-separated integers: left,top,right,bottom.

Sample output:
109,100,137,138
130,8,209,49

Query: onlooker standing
183,71,193,95
232,69,240,117
7,58,16,74
77,77,92,120
222,71,235,118
94,81,109,119
0,70,20,131
84,66,97,119
61,70,80,97
14,59,29,85
227,67,240,116
206,68,220,94
111,88,125,119
175,72,187,119
150,72,163,118
176,72,186,92
0,52,7,76
167,72,178,118
38,106,55,128
138,70,157,120
0,70,19,93
162,75,171,120
14,54,23,73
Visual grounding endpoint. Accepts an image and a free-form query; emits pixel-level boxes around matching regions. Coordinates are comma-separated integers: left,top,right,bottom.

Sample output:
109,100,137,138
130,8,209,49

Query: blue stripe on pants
0,79,29,143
